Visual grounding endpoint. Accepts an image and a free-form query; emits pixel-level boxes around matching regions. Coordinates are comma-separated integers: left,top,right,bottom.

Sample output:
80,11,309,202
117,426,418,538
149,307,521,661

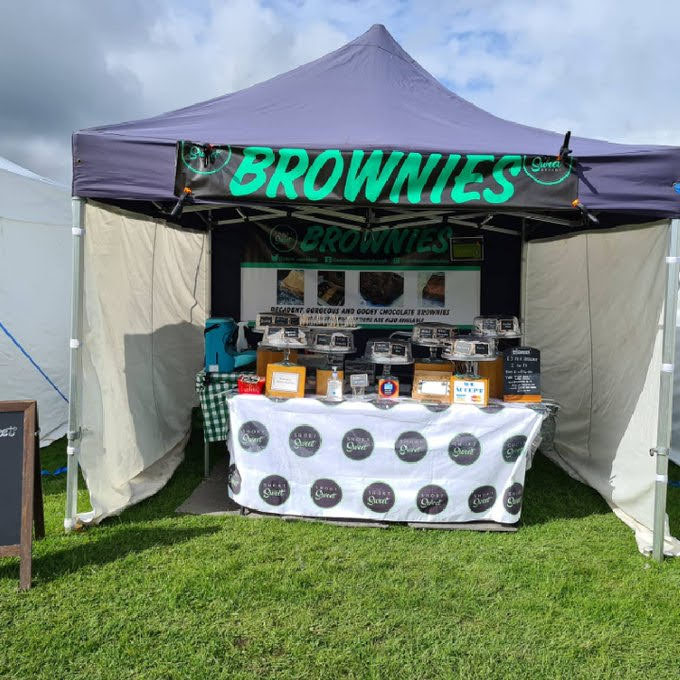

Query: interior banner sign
240,220,480,328
175,141,578,208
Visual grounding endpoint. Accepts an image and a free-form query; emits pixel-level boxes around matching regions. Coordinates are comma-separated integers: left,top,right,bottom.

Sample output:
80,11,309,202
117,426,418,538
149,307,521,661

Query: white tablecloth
226,395,544,524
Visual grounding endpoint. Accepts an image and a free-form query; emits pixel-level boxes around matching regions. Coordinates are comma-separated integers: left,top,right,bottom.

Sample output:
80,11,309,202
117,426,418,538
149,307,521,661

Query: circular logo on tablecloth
288,425,322,457
468,485,497,513
395,431,428,463
503,483,524,515
238,421,269,452
311,479,343,508
425,403,450,413
416,485,449,515
227,463,241,494
479,403,504,415
448,433,481,466
502,435,527,463
370,398,398,410
342,428,374,461
259,475,290,506
363,482,395,513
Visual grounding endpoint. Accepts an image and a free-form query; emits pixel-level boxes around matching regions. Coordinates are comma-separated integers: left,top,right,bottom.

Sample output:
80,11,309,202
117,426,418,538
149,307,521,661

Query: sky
1,0,677,185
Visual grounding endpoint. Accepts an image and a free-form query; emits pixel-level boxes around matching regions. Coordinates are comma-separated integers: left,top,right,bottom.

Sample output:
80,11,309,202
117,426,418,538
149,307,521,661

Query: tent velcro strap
66,446,76,456
661,363,674,373
70,338,80,349
67,428,81,442
650,446,669,457
665,256,680,264
656,474,668,483
72,226,84,236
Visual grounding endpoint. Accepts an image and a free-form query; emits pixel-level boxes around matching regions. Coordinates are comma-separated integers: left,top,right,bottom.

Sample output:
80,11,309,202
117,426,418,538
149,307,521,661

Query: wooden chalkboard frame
0,401,44,590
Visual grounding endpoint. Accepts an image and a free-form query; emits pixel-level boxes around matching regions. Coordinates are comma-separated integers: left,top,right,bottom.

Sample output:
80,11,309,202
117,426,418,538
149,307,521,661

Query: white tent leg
652,218,680,561
64,197,85,532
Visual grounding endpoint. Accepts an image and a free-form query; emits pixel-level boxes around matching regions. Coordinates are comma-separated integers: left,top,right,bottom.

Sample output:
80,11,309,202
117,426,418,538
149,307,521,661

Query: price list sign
503,347,541,403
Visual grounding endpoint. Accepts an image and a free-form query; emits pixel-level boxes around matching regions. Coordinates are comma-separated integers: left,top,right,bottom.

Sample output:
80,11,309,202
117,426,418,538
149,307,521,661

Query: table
226,395,545,525
195,370,251,476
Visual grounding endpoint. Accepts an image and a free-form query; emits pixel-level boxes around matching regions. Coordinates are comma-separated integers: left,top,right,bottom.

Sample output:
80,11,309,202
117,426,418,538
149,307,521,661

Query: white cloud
0,0,677,184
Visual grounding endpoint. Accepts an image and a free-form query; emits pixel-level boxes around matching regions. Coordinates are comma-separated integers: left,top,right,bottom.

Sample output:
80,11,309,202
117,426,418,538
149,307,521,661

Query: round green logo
522,155,573,186
180,141,232,175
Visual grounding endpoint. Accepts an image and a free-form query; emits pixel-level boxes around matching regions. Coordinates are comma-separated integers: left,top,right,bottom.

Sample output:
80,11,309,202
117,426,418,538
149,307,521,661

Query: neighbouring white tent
0,156,71,445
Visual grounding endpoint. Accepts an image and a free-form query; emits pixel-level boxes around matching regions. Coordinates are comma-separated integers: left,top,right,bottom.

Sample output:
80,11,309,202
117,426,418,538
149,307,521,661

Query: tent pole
652,218,680,561
64,197,85,532
520,218,528,341
204,217,212,479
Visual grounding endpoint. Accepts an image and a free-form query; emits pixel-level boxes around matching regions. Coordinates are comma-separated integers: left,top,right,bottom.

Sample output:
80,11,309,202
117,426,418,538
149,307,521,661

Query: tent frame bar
652,217,679,560
203,216,213,478
65,197,85,532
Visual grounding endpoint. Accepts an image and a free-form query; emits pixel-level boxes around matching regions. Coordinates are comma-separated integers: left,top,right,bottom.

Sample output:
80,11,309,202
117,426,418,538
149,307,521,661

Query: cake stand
258,335,308,366
309,327,357,368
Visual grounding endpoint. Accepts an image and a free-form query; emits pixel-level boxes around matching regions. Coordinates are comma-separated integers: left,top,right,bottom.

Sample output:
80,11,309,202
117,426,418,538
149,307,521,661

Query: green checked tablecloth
195,370,255,442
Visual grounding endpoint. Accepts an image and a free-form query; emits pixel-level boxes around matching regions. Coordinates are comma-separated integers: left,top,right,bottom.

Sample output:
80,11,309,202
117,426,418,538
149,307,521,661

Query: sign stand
0,401,44,590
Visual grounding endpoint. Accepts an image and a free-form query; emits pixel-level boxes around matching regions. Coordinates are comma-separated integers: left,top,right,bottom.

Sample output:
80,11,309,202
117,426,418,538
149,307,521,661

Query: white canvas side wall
525,222,680,555
671,293,680,466
0,166,71,445
78,202,207,522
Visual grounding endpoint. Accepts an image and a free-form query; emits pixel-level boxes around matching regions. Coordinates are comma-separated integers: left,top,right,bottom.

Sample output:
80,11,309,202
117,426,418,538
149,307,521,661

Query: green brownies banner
240,220,480,328
175,142,578,208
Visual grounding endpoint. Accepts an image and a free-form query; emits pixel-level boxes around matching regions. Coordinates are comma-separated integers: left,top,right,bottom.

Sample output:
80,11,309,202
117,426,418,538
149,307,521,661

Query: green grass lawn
2,420,680,680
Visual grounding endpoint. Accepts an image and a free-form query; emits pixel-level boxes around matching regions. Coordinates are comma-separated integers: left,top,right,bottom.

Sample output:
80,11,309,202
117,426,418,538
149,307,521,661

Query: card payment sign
453,378,488,406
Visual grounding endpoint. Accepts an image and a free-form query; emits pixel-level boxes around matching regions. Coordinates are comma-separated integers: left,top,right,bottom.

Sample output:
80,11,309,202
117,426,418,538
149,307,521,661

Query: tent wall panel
670,294,680,465
525,222,680,555
78,202,206,522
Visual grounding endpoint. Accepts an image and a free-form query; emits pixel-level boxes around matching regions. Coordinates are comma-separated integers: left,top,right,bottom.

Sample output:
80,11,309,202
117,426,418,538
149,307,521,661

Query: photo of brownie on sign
317,270,345,306
418,271,445,307
277,269,305,306
359,271,404,307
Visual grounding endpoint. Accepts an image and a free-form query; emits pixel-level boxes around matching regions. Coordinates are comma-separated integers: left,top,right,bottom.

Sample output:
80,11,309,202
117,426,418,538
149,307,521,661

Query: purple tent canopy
73,24,680,218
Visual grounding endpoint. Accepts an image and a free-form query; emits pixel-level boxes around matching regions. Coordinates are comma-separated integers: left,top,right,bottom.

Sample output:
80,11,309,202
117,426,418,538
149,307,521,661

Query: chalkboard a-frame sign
0,401,44,590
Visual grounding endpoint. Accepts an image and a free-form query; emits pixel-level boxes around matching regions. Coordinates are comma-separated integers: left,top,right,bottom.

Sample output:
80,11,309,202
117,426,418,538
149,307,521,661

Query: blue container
204,317,256,373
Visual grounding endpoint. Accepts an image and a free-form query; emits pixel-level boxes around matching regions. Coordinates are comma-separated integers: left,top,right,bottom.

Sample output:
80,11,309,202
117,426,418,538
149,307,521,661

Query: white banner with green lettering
226,395,545,524
240,221,480,328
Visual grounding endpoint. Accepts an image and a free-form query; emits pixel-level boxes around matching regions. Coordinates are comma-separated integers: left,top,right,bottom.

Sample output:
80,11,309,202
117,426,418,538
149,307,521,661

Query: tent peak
365,23,392,40
350,23,417,62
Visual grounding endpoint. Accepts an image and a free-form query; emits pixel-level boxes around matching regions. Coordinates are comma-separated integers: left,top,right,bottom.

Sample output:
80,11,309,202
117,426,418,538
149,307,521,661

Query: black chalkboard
0,411,24,547
0,401,43,590
503,347,541,398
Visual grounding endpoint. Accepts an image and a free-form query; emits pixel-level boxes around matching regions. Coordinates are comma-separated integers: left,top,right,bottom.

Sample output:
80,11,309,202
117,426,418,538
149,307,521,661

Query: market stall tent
0,156,71,445
69,24,680,557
